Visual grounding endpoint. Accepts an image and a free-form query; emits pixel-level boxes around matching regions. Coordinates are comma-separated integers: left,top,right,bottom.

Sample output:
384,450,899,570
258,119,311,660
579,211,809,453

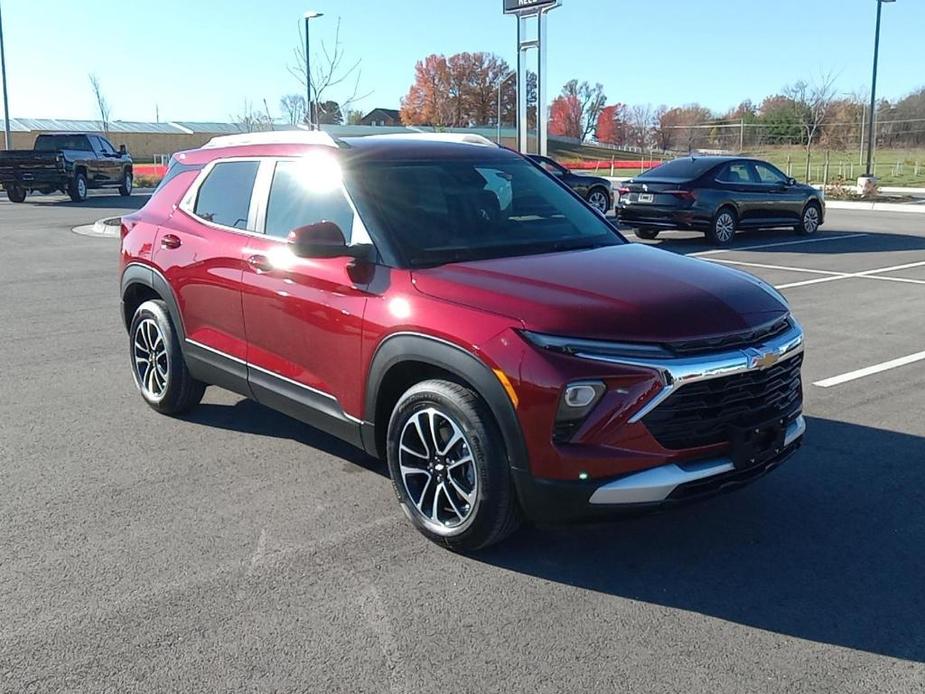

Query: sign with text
503,0,558,14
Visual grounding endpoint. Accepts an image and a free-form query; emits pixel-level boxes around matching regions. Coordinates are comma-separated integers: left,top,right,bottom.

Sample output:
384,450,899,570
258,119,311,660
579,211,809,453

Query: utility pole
0,1,12,150
739,118,744,152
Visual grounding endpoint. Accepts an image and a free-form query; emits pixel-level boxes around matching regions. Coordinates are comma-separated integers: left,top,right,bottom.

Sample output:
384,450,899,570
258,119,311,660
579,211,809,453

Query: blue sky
1,0,922,123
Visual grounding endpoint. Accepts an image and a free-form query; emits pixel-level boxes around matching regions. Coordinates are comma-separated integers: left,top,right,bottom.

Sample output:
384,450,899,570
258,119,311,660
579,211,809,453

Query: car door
751,161,804,225
154,158,260,368
87,136,112,184
95,136,123,184
239,154,372,430
715,161,764,226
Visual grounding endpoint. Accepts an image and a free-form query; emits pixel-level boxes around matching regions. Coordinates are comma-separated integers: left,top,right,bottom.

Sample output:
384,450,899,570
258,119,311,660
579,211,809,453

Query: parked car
617,156,824,245
0,133,133,203
120,131,805,550
528,154,612,213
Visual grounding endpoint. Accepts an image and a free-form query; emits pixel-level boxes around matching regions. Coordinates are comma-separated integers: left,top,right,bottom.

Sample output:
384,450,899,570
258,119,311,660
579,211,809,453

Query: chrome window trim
565,319,805,423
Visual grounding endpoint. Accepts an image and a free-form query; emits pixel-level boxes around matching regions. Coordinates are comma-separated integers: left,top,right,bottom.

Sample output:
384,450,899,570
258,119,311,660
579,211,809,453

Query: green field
746,147,925,187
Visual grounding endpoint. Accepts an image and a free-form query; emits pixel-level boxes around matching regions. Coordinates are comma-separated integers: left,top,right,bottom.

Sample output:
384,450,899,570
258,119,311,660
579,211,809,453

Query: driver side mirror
288,221,370,260
119,144,127,155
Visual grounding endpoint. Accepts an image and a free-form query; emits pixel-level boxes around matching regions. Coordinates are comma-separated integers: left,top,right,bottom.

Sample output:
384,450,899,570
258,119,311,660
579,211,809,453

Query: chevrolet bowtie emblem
746,348,779,369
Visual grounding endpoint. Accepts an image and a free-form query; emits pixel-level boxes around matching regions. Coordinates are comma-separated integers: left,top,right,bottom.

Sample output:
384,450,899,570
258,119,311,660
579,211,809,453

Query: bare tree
89,73,111,133
785,71,838,181
629,103,654,154
288,17,371,123
232,99,273,133
280,94,307,125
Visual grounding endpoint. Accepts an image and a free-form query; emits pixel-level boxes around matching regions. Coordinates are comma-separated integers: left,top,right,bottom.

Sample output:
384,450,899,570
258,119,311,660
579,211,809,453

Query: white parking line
705,258,843,276
690,233,869,256
814,350,925,388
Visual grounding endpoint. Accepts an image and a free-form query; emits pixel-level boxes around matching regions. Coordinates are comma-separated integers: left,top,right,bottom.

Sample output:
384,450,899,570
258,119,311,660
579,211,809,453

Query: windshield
349,157,620,267
34,135,92,152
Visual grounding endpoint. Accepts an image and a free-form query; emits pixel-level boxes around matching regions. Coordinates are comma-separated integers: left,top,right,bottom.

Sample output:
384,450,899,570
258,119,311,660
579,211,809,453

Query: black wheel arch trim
120,262,187,341
364,332,529,471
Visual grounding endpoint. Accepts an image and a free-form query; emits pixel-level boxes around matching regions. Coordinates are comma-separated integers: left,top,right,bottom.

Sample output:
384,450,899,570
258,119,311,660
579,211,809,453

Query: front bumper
513,416,805,524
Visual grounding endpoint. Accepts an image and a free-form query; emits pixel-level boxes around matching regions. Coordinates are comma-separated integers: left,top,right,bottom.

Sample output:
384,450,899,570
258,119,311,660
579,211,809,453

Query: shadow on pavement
9,192,150,211
627,226,925,256
181,398,386,477
476,416,925,663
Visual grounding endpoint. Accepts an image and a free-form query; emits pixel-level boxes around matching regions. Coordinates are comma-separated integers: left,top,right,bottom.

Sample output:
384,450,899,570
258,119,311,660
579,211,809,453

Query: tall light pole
0,1,12,149
864,0,894,177
497,70,516,144
304,10,323,130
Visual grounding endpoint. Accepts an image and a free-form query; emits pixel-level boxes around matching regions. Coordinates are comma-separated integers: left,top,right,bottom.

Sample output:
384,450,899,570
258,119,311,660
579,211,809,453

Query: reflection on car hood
411,244,788,343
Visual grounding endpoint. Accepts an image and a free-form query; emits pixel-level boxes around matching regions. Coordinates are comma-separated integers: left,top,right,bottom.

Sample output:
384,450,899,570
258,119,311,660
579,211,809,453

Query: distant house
359,108,401,127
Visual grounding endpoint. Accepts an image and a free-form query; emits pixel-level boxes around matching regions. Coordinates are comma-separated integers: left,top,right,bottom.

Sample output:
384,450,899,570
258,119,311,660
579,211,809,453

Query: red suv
120,131,805,550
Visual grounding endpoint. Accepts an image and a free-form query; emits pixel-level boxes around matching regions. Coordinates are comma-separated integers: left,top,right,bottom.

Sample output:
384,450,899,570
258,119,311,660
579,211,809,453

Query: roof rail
367,133,498,147
203,130,338,149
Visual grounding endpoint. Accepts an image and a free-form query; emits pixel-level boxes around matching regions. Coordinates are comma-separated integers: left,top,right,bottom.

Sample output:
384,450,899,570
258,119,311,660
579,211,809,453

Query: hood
411,244,787,343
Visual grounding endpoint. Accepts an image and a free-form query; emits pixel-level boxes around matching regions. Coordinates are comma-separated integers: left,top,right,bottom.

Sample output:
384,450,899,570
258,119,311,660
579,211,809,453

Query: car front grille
642,352,803,450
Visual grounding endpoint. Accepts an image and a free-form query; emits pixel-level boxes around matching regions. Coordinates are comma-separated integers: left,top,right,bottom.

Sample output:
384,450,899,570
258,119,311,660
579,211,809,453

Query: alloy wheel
77,177,87,199
398,407,478,530
133,318,169,399
715,212,736,242
588,190,609,213
803,206,819,234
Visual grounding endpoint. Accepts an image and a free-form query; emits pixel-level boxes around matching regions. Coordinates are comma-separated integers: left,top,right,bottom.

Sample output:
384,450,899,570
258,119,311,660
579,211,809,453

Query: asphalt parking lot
1,193,923,692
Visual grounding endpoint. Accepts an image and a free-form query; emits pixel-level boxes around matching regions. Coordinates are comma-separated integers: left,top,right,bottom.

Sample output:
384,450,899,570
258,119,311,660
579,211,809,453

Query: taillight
668,190,696,201
617,187,630,196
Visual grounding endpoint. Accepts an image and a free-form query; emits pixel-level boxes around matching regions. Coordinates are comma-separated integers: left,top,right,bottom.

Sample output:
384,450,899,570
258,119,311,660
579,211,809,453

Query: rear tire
68,172,88,202
796,202,821,235
635,227,659,240
129,300,205,415
5,184,26,203
386,379,521,552
707,207,737,246
119,170,133,197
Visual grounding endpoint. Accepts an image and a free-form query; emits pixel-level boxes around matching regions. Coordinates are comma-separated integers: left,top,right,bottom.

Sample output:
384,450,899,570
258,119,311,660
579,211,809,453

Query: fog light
554,380,606,443
564,384,599,408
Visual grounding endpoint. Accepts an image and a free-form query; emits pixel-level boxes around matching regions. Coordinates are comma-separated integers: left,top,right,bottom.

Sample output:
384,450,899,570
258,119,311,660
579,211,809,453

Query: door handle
160,234,181,250
247,254,273,273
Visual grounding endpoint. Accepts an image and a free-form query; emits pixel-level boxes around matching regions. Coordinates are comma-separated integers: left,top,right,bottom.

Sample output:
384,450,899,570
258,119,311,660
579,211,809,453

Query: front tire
635,227,660,240
68,172,88,202
386,379,521,551
707,207,737,246
129,300,205,415
5,184,26,203
796,202,821,235
587,187,611,214
119,170,133,197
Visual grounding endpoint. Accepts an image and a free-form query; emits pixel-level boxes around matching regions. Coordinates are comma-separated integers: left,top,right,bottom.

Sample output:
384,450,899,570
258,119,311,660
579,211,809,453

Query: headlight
520,330,673,360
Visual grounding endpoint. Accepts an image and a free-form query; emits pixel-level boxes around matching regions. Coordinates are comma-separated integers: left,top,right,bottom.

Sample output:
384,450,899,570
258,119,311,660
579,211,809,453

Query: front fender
364,332,529,471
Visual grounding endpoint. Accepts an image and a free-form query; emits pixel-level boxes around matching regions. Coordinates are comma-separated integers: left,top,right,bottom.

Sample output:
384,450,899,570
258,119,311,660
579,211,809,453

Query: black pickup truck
0,133,133,203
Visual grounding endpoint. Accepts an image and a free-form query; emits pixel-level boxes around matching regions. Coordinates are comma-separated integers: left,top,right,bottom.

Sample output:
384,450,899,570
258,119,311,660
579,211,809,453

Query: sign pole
505,0,559,155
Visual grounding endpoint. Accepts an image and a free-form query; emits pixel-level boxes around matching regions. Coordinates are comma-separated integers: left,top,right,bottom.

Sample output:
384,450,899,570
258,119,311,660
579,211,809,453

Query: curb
72,216,122,238
825,201,925,214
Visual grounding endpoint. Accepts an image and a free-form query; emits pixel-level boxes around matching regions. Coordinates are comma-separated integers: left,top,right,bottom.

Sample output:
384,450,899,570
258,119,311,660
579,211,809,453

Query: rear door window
193,161,260,230
718,162,757,184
